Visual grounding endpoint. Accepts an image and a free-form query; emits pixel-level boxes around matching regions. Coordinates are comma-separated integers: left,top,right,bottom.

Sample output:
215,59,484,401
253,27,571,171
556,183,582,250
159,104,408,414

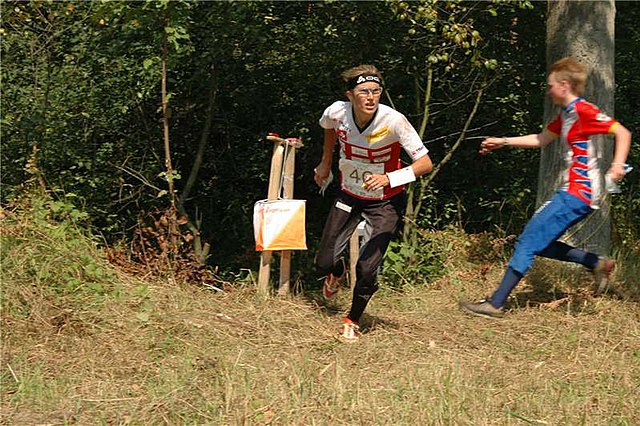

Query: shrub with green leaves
380,229,452,288
1,193,118,316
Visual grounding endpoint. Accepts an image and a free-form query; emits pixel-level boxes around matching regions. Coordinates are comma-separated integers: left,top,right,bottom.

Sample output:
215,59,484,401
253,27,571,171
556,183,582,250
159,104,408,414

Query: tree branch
422,85,484,188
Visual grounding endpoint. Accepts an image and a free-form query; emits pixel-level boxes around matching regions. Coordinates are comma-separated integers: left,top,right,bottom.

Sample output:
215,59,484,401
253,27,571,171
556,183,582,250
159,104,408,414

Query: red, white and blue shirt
319,101,428,200
546,97,619,208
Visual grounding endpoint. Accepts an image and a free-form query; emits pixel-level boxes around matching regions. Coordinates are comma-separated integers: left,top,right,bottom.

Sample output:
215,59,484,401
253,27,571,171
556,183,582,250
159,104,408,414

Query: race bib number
339,158,384,199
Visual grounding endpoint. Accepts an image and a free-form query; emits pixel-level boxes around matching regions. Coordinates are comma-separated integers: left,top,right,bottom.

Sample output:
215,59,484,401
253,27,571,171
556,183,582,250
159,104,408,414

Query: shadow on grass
507,289,613,316
505,288,638,316
358,313,399,335
303,285,400,335
506,257,640,315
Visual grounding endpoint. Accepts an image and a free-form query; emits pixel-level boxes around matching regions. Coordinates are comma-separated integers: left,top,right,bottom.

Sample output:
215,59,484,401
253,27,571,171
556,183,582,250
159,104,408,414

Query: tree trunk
541,0,615,255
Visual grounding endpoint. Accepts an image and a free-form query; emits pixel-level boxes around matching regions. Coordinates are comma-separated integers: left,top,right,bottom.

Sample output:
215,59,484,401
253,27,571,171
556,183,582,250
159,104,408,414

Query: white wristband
386,166,416,188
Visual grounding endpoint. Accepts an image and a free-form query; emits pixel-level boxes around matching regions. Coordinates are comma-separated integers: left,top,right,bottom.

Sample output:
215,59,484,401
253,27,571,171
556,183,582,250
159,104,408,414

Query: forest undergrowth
1,195,639,425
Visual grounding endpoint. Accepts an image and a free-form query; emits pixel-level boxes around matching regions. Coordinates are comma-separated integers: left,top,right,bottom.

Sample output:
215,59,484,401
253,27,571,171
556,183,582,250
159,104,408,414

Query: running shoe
322,273,341,301
593,256,615,295
340,318,360,342
459,298,504,319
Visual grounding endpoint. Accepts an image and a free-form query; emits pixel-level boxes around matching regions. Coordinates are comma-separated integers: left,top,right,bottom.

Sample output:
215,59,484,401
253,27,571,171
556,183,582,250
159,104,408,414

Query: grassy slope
1,201,639,425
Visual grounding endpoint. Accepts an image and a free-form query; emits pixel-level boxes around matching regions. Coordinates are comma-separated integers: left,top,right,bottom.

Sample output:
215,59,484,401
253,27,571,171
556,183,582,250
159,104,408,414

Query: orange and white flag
253,199,307,251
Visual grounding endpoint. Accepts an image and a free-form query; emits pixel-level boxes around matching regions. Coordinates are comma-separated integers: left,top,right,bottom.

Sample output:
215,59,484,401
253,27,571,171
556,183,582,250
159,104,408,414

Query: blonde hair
341,64,382,85
550,57,587,96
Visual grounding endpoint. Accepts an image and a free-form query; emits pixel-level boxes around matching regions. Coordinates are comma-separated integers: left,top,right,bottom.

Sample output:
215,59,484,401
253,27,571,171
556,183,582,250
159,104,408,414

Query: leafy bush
0,192,118,315
380,229,453,288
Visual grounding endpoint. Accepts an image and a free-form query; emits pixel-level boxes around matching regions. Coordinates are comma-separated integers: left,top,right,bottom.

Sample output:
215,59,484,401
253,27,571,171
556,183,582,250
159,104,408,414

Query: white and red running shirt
319,101,428,200
546,97,620,208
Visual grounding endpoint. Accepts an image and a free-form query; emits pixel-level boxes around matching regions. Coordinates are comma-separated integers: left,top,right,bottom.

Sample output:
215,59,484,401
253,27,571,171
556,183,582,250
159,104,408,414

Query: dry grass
1,203,639,425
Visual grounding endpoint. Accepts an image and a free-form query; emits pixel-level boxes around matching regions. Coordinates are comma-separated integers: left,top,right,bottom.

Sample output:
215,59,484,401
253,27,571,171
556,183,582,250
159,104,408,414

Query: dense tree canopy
1,1,637,274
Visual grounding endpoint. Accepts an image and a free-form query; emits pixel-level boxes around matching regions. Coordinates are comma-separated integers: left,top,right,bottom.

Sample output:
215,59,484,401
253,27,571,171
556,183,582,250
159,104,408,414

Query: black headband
346,74,382,91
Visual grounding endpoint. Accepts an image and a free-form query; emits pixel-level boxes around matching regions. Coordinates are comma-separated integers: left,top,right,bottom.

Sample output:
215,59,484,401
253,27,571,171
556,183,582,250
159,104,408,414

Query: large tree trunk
541,0,616,255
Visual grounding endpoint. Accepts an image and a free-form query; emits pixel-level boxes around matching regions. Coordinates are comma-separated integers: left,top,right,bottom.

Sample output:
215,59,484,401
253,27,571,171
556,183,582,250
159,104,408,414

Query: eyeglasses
353,87,383,97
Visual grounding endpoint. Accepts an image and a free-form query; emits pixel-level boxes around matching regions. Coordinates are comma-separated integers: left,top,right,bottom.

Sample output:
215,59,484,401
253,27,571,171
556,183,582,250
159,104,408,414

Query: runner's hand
363,174,389,191
314,163,331,187
480,137,507,155
607,163,627,181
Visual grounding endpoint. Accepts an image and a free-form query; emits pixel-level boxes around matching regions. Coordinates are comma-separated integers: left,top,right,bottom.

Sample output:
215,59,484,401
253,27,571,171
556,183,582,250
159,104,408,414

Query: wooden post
278,144,296,296
257,141,285,297
257,135,303,297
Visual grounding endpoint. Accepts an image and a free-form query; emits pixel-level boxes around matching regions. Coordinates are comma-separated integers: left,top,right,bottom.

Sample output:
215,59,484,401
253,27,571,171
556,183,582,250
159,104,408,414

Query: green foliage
387,0,512,74
612,2,640,246
1,0,637,275
413,188,464,230
0,192,118,312
380,229,453,288
0,0,201,237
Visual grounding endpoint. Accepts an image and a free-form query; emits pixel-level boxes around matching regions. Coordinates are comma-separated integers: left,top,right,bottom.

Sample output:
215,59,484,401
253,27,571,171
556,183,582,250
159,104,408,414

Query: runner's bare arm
410,153,433,178
608,123,632,180
315,129,337,186
480,131,555,154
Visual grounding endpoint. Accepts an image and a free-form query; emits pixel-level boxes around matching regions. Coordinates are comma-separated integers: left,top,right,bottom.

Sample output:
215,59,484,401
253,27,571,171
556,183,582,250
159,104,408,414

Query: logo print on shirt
367,126,390,145
411,146,426,157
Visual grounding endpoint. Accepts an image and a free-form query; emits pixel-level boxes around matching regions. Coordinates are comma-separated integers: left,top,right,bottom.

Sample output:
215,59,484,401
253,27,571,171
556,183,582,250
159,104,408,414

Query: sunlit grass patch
1,197,639,424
